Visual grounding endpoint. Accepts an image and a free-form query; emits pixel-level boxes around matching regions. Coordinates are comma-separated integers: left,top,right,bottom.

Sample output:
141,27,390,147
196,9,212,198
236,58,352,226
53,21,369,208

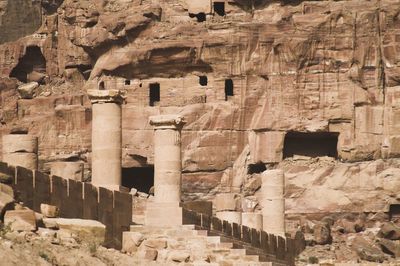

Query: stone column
50,162,84,181
261,169,285,236
88,89,124,189
2,134,38,170
215,193,242,224
242,212,263,230
145,115,185,227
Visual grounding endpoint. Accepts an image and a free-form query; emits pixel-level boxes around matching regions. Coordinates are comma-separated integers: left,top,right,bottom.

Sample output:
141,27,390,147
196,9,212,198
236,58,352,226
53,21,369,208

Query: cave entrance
122,167,154,194
10,46,46,83
189,12,206,22
225,79,234,101
214,2,225,16
389,204,400,221
283,132,339,159
199,76,208,86
149,83,160,106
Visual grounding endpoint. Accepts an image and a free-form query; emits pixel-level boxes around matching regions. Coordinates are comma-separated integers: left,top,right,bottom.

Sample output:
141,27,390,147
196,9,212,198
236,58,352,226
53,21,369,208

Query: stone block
122,231,144,253
251,228,261,248
223,220,232,236
143,238,167,249
215,193,236,211
50,162,84,181
4,209,36,231
44,218,105,244
65,179,83,218
40,204,59,218
232,222,241,239
15,166,34,209
145,202,183,227
181,200,212,217
211,216,222,231
241,225,251,243
137,248,158,261
33,171,51,213
83,183,98,220
2,134,38,153
216,211,242,225
50,175,68,217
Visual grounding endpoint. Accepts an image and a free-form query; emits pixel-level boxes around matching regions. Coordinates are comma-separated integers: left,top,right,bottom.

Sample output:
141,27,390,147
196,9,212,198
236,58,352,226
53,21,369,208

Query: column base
145,202,183,227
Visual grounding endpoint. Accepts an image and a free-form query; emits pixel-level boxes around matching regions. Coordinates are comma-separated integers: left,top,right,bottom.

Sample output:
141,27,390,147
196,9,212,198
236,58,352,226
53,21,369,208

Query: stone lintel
149,115,186,130
87,89,125,104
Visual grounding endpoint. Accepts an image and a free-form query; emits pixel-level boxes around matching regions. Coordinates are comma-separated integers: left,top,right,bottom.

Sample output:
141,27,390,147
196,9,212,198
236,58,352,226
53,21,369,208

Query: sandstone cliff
0,0,400,219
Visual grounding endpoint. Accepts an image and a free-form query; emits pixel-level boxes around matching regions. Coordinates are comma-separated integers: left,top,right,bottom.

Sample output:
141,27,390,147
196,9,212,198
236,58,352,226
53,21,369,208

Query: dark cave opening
283,132,339,159
389,204,400,221
149,83,160,106
214,2,225,16
189,12,206,22
99,81,105,90
9,46,46,83
247,163,267,174
122,167,154,194
225,79,234,100
199,76,208,86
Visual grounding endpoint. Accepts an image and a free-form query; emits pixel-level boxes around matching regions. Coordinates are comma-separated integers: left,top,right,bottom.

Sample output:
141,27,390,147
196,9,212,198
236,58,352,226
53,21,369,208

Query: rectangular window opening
224,79,233,101
283,132,339,159
214,2,225,16
149,83,160,106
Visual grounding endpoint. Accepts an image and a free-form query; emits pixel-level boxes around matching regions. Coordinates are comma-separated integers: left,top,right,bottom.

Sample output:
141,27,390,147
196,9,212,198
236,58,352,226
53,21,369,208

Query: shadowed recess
283,132,339,159
122,167,154,193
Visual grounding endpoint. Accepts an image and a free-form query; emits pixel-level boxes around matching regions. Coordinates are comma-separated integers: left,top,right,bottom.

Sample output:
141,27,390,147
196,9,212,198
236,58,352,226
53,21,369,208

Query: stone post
50,162,84,181
87,89,124,189
261,169,285,236
145,115,186,227
2,134,38,170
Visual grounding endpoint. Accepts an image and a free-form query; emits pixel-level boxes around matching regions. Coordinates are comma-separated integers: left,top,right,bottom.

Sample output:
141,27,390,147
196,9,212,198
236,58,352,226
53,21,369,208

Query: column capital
149,115,186,130
87,89,125,104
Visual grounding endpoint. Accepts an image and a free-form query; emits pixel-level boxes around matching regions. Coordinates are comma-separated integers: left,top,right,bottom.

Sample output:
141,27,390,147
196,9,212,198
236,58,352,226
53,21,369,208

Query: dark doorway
214,2,225,16
122,167,154,194
10,46,46,83
189,12,206,22
99,81,105,90
149,83,160,106
283,132,339,159
225,79,234,101
389,204,400,221
199,76,208,86
125,79,131,85
248,163,267,174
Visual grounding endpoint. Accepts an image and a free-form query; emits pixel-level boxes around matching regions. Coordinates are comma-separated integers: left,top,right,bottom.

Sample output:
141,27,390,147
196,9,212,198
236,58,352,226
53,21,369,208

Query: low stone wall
182,208,305,266
0,162,132,250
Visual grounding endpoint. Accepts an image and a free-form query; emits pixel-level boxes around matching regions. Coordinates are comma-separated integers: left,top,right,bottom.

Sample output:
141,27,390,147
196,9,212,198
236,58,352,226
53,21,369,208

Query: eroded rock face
0,0,400,218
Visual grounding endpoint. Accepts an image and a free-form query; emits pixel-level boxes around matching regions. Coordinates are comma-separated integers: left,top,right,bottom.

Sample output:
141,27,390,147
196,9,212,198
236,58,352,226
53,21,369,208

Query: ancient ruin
0,0,400,265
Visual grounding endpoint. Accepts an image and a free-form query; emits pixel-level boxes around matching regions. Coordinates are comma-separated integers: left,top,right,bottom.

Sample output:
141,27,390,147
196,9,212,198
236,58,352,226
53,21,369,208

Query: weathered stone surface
17,82,39,99
143,238,167,249
313,223,332,245
4,210,36,231
351,236,386,263
379,238,400,257
122,232,144,253
40,204,59,218
379,222,400,240
43,218,105,243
